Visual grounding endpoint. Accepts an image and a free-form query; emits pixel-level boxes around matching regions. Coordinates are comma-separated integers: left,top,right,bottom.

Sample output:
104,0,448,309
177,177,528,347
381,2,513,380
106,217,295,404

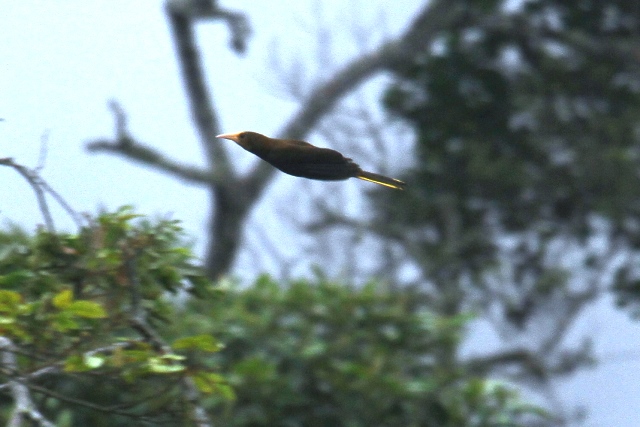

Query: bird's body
217,131,405,190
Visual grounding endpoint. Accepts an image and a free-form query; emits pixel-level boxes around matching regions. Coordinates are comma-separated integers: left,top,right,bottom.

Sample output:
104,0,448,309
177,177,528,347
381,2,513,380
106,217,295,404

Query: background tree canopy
375,0,640,318
0,210,546,426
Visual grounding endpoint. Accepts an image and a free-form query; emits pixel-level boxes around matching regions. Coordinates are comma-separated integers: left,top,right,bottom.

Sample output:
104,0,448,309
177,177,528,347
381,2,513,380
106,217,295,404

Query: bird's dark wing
263,144,361,180
285,139,315,148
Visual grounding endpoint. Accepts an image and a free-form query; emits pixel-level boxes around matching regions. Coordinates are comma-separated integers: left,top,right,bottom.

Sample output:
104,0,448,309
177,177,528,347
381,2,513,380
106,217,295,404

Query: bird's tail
357,171,406,190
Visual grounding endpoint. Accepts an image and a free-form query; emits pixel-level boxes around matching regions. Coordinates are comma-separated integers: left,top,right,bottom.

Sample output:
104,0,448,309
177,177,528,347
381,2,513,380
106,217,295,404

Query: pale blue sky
1,2,639,426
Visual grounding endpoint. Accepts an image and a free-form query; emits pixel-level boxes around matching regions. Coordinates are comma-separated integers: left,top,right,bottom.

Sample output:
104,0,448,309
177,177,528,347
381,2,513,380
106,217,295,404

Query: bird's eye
239,133,246,139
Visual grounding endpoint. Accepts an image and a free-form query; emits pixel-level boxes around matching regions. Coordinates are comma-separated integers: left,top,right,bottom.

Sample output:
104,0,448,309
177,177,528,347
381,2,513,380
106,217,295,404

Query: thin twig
0,157,84,230
109,99,132,147
35,130,50,172
39,179,84,228
0,157,55,233
86,103,215,185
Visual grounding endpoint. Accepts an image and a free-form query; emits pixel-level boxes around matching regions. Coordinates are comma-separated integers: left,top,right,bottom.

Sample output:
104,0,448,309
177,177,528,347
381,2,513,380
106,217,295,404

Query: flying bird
216,131,405,190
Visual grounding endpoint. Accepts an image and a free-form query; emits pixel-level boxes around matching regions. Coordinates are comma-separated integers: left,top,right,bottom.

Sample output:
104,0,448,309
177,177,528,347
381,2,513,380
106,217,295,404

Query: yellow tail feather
357,171,406,190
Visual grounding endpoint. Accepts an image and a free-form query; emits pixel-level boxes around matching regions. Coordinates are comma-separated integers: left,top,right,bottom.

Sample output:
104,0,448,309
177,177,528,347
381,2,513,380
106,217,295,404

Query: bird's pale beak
216,132,241,142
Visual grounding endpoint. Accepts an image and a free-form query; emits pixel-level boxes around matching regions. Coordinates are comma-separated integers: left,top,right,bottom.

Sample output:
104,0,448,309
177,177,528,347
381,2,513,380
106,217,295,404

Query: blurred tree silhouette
0,207,227,426
325,0,640,416
378,0,640,306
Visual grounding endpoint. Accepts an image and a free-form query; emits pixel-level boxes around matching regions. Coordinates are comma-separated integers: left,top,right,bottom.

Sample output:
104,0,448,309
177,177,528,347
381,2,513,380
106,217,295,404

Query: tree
168,275,550,427
0,202,228,426
346,0,640,420
84,0,469,279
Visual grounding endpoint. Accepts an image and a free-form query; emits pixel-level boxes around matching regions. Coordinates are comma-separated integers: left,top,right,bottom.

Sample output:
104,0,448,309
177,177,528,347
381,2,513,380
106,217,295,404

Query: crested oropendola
216,131,405,190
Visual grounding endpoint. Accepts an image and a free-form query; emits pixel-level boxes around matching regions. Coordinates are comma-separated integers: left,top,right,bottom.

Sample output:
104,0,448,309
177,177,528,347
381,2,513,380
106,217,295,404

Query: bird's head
216,131,263,151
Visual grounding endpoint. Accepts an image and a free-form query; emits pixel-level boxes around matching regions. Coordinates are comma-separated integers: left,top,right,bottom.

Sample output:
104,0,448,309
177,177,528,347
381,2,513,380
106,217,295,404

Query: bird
216,131,406,190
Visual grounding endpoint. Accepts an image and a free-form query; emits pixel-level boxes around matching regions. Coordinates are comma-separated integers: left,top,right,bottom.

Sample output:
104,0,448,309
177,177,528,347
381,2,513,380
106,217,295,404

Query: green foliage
174,275,548,426
0,209,547,425
0,207,226,425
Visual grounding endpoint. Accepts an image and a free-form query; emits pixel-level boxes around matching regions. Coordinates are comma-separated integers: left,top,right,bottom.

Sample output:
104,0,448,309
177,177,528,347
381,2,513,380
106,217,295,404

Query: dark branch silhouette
0,157,83,232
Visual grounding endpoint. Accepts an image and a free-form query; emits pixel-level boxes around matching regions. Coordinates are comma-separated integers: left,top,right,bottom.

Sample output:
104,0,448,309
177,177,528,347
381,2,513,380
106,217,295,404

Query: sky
1,2,639,426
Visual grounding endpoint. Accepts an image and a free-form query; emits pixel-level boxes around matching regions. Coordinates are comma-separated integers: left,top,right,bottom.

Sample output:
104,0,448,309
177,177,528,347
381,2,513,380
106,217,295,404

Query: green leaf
216,383,236,401
67,301,107,318
148,364,182,374
147,355,185,373
52,289,73,309
0,290,22,313
120,349,154,363
0,315,15,324
63,353,106,371
0,270,33,287
173,334,223,352
84,354,106,369
159,354,186,361
53,312,79,332
17,302,35,316
192,372,235,400
64,355,92,372
192,372,224,392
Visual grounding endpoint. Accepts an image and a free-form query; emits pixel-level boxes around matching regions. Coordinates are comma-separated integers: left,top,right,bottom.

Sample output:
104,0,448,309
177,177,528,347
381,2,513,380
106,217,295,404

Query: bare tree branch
86,103,214,184
0,337,56,427
0,158,54,232
466,343,593,385
166,1,258,279
166,0,251,52
35,131,50,172
166,8,226,172
86,138,214,184
0,157,83,232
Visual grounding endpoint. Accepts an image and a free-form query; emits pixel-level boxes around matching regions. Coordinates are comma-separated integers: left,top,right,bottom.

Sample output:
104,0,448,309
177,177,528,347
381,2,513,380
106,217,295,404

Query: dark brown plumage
216,131,405,190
